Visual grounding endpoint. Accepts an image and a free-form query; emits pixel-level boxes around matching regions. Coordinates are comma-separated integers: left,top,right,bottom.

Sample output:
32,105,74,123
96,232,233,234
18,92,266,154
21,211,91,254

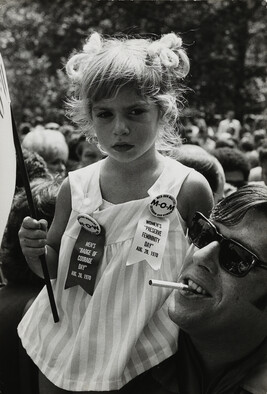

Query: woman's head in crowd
22,129,69,177
65,32,190,151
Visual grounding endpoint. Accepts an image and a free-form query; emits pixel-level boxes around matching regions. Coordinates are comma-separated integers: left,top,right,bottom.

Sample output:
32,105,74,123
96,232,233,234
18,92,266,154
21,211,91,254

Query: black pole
11,107,59,323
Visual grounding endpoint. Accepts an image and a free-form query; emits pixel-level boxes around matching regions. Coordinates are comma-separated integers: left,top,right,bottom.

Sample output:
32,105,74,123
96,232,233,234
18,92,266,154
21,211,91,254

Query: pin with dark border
149,194,176,218
77,213,101,235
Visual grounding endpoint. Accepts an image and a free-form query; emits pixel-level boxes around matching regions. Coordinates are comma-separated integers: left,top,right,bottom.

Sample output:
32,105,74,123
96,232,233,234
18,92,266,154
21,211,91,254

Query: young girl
18,32,213,393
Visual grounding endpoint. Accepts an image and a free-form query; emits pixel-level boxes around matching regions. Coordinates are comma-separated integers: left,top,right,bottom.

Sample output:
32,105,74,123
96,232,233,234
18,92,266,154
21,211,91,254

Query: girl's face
91,86,161,164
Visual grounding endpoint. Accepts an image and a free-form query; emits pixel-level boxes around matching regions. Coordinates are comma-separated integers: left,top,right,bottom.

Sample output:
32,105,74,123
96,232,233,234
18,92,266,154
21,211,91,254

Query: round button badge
77,214,101,235
149,194,177,218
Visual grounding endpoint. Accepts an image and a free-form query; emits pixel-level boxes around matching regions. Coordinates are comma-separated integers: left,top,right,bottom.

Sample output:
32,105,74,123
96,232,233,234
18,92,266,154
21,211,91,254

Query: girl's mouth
112,143,134,152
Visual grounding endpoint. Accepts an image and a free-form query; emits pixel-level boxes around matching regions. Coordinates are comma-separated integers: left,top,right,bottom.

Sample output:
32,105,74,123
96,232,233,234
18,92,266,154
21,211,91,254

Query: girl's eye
129,108,146,116
96,111,112,119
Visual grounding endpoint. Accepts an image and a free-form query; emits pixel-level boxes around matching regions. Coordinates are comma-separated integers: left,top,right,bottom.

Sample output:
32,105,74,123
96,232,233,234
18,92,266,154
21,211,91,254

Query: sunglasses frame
189,211,267,277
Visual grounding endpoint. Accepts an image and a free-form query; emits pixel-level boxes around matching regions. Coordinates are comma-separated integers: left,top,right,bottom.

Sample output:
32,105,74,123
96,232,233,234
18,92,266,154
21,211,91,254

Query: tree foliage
0,0,267,125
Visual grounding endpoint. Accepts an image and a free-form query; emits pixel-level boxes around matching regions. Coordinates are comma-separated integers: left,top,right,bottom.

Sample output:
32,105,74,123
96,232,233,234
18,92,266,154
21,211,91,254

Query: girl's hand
19,216,48,263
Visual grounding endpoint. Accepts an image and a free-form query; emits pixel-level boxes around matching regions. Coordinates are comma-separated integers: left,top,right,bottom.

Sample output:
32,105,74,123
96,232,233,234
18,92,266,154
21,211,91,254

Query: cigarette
149,279,189,291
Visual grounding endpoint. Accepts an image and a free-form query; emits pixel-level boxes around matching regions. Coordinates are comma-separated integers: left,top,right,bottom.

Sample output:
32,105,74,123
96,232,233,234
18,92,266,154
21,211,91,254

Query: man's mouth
112,143,134,152
182,278,212,297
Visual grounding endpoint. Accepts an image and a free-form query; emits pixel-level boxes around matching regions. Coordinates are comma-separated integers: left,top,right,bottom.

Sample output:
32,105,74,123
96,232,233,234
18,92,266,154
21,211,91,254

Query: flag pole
11,107,59,323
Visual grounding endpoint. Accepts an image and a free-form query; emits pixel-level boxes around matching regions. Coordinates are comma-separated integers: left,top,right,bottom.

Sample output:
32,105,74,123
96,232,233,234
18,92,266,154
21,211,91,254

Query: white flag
0,54,16,244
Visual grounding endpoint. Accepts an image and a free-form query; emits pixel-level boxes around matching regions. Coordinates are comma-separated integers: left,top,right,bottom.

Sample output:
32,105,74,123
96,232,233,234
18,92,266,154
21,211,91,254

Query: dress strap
68,160,104,214
148,156,194,199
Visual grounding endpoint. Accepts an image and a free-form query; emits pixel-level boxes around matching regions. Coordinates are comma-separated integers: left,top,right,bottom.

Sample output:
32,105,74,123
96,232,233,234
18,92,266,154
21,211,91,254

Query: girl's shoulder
162,155,194,180
177,169,214,226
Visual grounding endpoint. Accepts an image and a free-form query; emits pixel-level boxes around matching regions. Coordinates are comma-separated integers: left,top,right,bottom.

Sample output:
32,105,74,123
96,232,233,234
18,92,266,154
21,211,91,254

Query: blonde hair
66,32,190,150
22,129,69,163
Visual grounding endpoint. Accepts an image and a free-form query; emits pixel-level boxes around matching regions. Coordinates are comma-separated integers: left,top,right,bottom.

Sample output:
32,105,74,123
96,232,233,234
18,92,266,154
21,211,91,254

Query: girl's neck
100,151,165,204
105,149,163,178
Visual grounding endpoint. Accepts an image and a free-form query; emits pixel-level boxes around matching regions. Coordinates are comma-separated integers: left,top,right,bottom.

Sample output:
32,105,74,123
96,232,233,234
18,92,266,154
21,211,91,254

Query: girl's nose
192,241,221,275
113,117,130,136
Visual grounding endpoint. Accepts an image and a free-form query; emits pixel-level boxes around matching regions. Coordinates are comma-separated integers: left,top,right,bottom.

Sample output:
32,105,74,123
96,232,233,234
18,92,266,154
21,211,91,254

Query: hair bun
66,33,102,83
83,32,102,54
148,33,187,71
159,33,183,51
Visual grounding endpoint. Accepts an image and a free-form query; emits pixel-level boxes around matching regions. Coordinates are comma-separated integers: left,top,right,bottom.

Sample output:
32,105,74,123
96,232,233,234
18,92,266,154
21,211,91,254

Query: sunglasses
188,211,267,277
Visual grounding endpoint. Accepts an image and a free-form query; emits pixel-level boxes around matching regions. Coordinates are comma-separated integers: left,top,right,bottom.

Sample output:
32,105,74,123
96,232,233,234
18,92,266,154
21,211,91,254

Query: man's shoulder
241,339,267,394
241,360,267,394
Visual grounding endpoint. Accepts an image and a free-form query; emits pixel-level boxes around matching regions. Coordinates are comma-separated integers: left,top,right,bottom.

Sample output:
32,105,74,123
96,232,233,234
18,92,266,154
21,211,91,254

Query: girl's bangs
84,53,161,103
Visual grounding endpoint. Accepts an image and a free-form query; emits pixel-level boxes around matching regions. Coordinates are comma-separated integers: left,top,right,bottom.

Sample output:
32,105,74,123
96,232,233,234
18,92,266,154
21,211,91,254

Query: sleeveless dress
18,156,193,391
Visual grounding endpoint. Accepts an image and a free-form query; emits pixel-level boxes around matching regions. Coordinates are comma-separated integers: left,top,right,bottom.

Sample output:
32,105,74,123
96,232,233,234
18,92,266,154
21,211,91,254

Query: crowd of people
0,30,267,394
16,104,267,196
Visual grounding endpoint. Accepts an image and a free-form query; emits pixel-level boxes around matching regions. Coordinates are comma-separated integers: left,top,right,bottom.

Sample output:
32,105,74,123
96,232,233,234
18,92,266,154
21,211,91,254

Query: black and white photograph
1,1,267,393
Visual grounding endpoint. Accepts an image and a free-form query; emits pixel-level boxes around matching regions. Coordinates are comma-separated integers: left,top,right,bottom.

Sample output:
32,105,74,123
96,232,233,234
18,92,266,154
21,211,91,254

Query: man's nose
113,116,130,136
192,241,221,275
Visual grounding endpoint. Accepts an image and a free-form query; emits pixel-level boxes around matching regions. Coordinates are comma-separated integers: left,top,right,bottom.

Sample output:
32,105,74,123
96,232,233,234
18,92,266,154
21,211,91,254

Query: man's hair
210,184,267,226
212,147,250,182
169,144,219,193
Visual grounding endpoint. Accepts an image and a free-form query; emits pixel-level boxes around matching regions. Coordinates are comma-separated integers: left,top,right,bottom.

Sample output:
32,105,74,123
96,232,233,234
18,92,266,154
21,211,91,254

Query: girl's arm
177,171,214,228
19,178,72,279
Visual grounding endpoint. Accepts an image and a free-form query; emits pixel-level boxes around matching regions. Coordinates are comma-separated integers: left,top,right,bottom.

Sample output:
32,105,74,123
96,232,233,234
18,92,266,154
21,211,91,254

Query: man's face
169,209,267,340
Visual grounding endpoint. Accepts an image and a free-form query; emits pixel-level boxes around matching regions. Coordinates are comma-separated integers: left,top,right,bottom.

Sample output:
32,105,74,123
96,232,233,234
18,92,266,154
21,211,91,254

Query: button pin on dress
77,214,101,235
149,194,176,218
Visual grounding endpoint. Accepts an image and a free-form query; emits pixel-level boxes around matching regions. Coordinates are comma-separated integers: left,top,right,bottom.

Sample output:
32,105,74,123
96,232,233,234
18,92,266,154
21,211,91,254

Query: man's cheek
179,244,196,273
250,293,267,312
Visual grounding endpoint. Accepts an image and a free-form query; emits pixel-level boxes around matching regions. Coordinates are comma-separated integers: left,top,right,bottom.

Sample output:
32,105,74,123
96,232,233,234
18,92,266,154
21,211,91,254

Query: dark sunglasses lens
219,240,253,276
189,216,216,248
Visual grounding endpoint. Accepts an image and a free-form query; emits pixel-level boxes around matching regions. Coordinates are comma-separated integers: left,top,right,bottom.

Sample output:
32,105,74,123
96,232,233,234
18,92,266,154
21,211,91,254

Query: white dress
18,156,193,391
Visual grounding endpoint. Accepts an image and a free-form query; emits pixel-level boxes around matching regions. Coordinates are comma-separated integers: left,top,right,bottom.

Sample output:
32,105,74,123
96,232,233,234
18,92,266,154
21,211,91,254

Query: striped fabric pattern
18,157,193,391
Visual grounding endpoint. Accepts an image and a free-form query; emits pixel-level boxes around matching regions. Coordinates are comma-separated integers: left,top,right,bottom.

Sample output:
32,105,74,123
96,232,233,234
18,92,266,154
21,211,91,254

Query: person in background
258,142,267,185
168,144,225,203
249,140,267,185
215,136,237,149
75,136,105,168
18,31,213,393
212,147,250,195
16,148,51,192
22,128,69,178
0,177,62,394
240,115,255,138
253,119,266,148
59,124,76,145
216,110,241,141
239,135,259,170
18,122,32,141
45,122,60,131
